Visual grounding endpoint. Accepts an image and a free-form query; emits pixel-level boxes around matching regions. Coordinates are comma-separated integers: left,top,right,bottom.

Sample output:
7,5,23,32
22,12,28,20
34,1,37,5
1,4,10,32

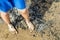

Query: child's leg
0,12,10,24
13,0,34,31
0,12,16,32
18,8,34,31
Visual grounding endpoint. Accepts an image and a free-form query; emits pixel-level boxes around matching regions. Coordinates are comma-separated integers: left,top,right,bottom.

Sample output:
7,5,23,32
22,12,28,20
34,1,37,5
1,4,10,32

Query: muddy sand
0,0,60,40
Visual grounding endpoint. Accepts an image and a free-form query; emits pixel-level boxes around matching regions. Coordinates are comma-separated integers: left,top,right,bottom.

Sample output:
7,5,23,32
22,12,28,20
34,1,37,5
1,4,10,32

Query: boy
0,0,34,33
